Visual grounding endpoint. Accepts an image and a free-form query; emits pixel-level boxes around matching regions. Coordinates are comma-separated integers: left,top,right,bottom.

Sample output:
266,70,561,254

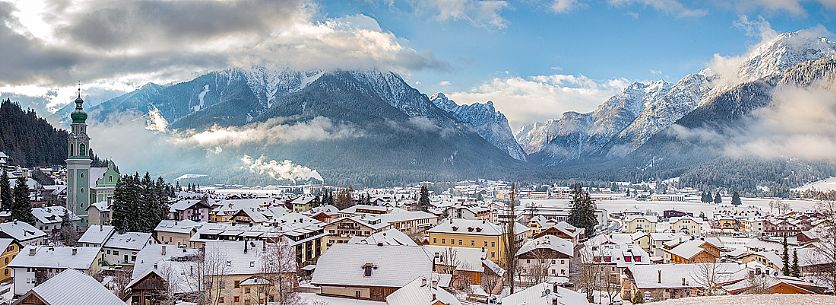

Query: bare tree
503,183,518,293
744,272,769,294
600,265,620,304
526,248,552,286
184,246,230,305
810,201,836,294
692,262,725,296
260,239,301,305
481,271,502,303
439,247,460,275
575,248,600,303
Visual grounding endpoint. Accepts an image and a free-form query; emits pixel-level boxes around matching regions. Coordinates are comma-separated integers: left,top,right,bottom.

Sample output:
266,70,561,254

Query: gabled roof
10,246,99,270
501,282,590,305
627,263,743,289
428,219,527,236
24,269,125,305
31,206,79,225
77,225,115,245
204,240,296,276
312,244,432,288
103,231,152,251
0,221,46,242
154,220,202,234
386,276,462,305
517,235,574,258
348,228,416,246
169,199,211,212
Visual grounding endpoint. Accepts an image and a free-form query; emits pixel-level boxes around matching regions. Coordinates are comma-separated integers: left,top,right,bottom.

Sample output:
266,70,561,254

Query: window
491,252,495,258
432,238,436,243
355,291,361,298
458,240,462,246
234,296,240,302
218,297,224,303
234,280,240,288
441,239,445,244
249,261,255,267
491,242,495,247
113,250,119,256
245,287,251,293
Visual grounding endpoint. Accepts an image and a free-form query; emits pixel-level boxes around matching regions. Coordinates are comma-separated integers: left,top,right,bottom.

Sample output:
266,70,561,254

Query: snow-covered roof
32,206,79,225
348,228,416,246
428,218,527,236
103,231,152,251
0,220,46,242
386,276,462,305
154,219,202,234
204,240,295,275
627,263,743,289
625,214,659,223
10,246,100,270
312,244,432,288
517,235,574,257
87,200,110,212
425,245,489,273
77,225,115,246
501,282,590,305
169,199,211,212
666,239,718,260
27,269,125,305
132,244,201,281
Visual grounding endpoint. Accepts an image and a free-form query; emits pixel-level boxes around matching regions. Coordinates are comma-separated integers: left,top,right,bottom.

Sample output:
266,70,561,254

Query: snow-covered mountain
519,30,836,163
430,93,526,160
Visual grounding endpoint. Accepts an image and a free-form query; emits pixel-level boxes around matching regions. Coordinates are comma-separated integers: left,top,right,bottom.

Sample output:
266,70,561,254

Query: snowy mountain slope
520,31,836,164
430,93,526,160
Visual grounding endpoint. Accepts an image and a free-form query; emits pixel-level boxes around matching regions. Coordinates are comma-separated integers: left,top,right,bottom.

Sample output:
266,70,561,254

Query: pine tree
11,175,35,224
713,192,722,204
792,248,800,277
60,208,78,246
0,170,11,211
568,184,598,236
418,186,430,212
731,191,742,206
782,236,790,276
632,291,644,304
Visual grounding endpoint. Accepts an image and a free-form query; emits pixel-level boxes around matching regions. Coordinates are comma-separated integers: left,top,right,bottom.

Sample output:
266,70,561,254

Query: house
649,233,685,258
663,237,723,263
86,200,111,226
348,228,417,246
723,275,830,294
127,244,202,305
323,216,392,248
13,269,124,305
31,206,80,237
428,218,527,263
0,221,48,246
102,231,155,265
425,245,504,289
622,263,745,302
0,238,21,283
532,221,584,246
168,198,211,222
291,196,316,213
9,246,103,296
385,276,461,305
154,219,202,247
76,225,115,247
502,282,590,305
312,243,433,301
624,215,658,233
516,235,574,280
203,240,296,305
669,217,705,235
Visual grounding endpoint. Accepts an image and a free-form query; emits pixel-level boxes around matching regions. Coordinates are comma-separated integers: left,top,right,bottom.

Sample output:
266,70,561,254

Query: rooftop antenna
77,81,81,98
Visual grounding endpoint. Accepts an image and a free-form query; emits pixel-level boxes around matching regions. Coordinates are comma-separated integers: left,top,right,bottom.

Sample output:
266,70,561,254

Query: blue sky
322,1,834,96
0,0,834,128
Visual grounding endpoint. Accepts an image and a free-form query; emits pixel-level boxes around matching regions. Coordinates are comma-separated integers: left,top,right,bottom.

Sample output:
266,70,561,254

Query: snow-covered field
522,197,824,215
794,177,836,192
645,294,836,305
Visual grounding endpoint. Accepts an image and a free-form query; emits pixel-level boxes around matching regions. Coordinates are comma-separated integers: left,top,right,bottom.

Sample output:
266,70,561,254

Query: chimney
421,277,427,287
161,245,167,256
262,241,266,252
72,248,77,255
244,241,248,254
99,225,103,231
28,248,36,256
657,270,662,283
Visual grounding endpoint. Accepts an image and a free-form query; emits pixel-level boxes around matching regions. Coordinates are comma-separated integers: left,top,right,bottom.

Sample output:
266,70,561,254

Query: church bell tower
66,86,92,227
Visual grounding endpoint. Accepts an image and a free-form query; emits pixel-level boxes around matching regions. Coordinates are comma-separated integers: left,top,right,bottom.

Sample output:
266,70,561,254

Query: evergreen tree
632,292,644,304
731,191,742,206
418,186,430,212
713,192,722,204
111,174,134,232
60,208,78,246
11,175,35,224
568,184,598,236
792,248,800,277
782,236,790,276
0,170,11,210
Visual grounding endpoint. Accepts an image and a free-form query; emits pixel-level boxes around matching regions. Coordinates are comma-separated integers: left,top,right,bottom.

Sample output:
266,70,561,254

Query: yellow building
0,238,20,283
670,217,703,235
623,215,658,233
427,219,527,264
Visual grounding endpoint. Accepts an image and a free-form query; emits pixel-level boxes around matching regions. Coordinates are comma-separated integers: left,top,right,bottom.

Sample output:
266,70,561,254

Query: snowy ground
522,197,823,216
644,294,836,305
794,177,836,192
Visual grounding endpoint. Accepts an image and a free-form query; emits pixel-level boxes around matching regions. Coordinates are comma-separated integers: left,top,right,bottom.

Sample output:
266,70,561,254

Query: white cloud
439,80,452,86
447,74,629,129
723,79,836,161
0,0,445,92
551,0,579,13
608,0,708,17
241,155,323,182
410,0,510,29
174,116,362,148
732,0,807,16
